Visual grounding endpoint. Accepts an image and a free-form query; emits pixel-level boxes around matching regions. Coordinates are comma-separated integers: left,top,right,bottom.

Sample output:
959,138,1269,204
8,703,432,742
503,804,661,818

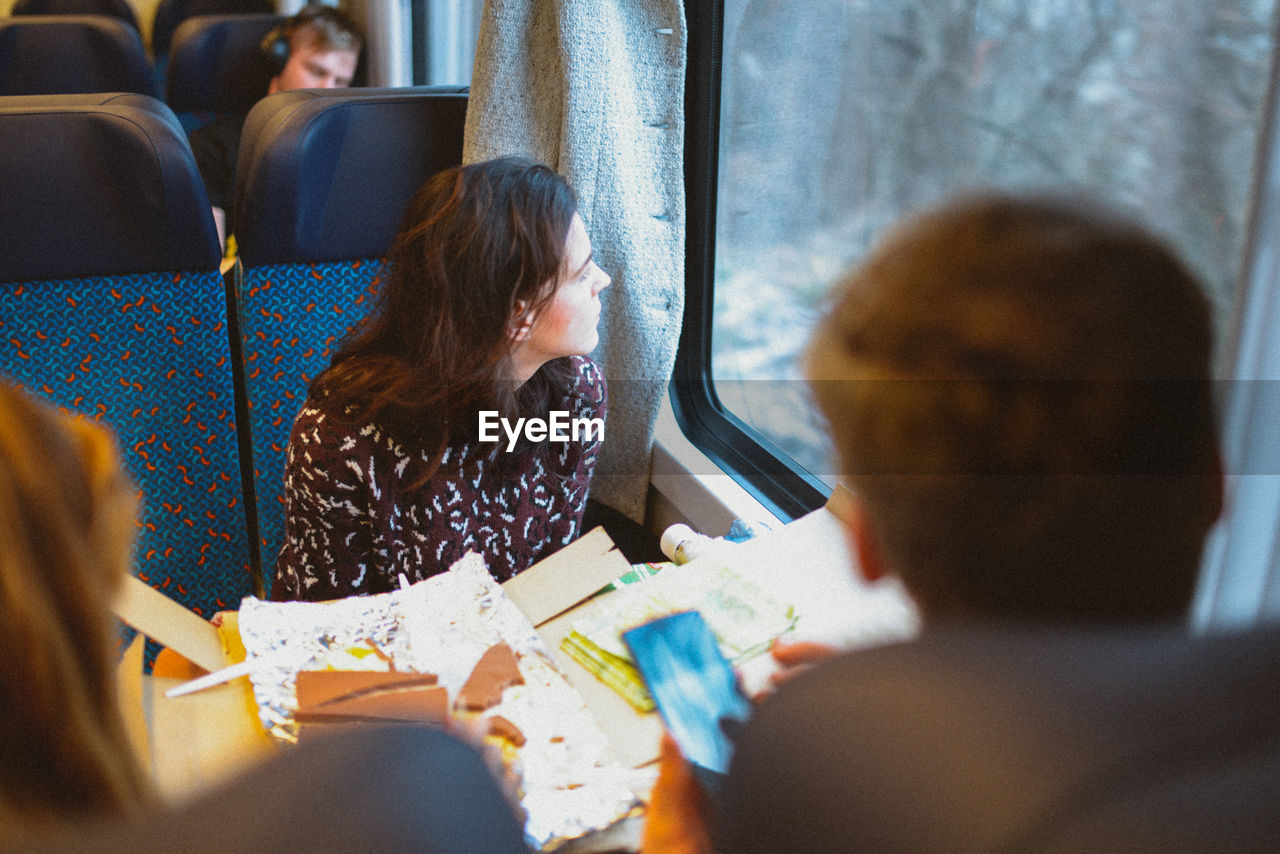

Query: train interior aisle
3,0,1280,851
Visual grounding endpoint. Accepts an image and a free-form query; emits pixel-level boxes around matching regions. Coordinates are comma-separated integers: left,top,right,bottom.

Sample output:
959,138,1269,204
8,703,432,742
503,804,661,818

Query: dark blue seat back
150,0,275,57
0,16,154,97
165,12,281,125
232,87,467,576
11,0,140,32
0,92,216,281
0,93,254,617
235,87,470,266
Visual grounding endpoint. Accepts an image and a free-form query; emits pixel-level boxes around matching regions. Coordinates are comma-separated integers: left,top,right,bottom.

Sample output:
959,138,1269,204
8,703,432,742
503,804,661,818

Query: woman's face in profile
517,214,611,365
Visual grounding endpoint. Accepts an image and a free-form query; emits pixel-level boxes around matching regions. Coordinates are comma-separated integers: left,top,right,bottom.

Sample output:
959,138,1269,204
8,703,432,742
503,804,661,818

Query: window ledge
648,395,783,538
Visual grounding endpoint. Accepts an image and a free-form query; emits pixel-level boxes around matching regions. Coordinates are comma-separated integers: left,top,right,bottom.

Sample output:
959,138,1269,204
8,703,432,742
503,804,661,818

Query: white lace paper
236,552,638,849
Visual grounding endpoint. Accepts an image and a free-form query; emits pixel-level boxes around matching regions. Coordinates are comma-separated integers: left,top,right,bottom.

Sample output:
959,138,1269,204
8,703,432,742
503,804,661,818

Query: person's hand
764,639,839,692
641,733,713,854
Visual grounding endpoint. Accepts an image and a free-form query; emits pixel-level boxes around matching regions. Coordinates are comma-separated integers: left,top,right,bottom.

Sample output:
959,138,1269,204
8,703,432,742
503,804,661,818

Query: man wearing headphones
189,3,362,249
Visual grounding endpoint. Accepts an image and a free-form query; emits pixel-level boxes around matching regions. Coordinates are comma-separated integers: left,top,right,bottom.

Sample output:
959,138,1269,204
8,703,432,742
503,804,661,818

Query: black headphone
259,4,354,78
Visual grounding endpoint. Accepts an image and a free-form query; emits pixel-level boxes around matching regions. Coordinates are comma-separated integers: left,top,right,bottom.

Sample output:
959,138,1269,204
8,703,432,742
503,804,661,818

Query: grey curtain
463,0,688,521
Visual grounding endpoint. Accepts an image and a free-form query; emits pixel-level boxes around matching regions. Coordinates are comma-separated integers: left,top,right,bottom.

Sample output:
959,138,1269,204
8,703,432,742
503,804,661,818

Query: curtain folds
462,0,688,521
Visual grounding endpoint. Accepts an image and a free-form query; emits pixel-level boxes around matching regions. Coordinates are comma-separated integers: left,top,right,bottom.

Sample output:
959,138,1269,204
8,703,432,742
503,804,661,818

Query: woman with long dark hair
272,157,610,601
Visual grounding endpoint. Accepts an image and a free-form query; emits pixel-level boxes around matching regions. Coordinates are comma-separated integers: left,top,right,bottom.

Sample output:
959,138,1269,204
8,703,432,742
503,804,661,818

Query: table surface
139,503,919,801
132,613,276,803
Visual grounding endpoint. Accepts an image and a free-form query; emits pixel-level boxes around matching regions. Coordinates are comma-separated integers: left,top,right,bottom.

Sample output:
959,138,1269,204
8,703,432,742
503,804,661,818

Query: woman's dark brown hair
312,156,579,479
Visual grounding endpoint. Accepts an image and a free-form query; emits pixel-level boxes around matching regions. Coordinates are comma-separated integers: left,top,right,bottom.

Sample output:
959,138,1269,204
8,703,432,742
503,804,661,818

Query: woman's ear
508,299,534,342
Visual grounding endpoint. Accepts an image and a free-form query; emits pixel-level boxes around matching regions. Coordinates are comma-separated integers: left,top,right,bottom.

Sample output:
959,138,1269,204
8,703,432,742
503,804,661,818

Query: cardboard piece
144,670,276,799
501,526,630,626
456,641,524,711
487,714,526,746
824,481,858,526
113,573,225,673
116,630,151,768
540,599,666,768
113,606,275,802
295,685,450,723
295,670,439,708
505,527,668,766
294,669,449,727
294,719,417,746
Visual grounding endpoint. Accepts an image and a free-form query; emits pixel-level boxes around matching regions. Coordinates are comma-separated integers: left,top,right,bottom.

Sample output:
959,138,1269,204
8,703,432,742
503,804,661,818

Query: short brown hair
807,195,1220,622
289,3,363,56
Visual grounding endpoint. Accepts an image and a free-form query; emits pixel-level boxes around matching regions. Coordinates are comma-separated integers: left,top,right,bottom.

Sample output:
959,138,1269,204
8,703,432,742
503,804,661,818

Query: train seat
150,0,275,58
0,15,154,96
163,12,282,130
10,0,140,33
0,92,254,619
230,86,468,581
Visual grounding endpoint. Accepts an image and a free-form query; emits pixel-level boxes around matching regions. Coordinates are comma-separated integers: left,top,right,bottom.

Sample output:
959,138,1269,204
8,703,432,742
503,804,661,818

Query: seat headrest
0,91,167,110
0,15,154,97
0,94,221,281
150,0,276,57
234,87,469,267
0,91,185,133
10,0,140,32
165,13,282,113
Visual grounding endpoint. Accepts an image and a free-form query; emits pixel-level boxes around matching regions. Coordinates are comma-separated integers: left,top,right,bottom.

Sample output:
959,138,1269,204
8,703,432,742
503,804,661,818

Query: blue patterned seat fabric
0,93,252,620
238,258,384,574
0,272,253,617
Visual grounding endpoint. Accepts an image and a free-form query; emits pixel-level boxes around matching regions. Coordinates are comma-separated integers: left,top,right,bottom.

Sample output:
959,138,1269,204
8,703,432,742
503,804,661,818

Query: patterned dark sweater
272,356,606,601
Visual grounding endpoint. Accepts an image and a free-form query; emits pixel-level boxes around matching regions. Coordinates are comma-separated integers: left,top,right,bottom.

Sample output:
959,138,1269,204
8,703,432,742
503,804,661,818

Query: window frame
673,0,1280,627
671,0,828,522
1194,33,1280,630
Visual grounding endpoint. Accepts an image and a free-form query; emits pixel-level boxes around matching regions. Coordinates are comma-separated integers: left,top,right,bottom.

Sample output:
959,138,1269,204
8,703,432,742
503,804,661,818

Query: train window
676,0,1279,519
413,0,481,85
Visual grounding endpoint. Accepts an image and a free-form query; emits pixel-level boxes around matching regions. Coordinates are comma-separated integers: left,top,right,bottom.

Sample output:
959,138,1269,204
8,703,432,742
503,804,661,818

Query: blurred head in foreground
0,381,152,839
807,195,1221,623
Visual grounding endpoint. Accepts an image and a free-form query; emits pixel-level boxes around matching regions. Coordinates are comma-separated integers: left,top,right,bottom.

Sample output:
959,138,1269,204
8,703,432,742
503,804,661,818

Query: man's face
268,30,358,95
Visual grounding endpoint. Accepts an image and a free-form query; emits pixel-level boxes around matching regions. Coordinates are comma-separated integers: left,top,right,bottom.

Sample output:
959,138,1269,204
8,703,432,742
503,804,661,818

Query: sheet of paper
112,574,225,673
501,525,632,626
540,601,665,768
